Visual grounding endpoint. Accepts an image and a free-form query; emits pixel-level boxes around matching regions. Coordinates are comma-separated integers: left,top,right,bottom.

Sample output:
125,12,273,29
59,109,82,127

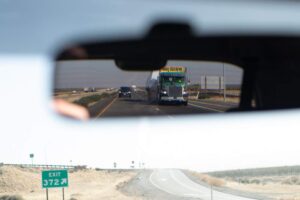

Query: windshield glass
120,87,131,92
161,76,185,86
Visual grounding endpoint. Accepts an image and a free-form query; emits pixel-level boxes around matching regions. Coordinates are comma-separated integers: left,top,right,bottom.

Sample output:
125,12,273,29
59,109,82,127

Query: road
122,169,260,200
150,169,258,200
94,90,237,118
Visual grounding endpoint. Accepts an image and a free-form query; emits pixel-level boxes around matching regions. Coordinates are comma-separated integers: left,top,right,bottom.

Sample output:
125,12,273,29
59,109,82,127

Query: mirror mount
114,22,193,71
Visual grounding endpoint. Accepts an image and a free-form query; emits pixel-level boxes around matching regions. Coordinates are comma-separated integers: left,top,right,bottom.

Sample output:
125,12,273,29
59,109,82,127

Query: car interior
3,1,300,198
54,22,300,119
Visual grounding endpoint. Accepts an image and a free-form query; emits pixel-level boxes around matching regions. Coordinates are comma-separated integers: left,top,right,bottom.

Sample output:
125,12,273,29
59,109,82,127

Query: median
73,92,115,108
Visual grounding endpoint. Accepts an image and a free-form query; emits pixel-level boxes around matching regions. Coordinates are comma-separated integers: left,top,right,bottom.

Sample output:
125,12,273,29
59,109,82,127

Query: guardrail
0,163,87,170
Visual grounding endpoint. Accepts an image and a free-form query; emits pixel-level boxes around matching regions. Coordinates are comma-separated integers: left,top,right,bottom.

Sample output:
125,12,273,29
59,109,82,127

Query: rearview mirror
53,23,300,120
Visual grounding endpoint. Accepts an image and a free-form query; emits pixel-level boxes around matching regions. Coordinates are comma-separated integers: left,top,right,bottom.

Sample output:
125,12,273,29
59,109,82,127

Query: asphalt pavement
148,169,259,200
121,169,261,200
94,90,238,118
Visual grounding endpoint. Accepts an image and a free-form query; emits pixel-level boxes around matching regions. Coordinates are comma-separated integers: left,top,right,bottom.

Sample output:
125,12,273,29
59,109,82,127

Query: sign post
29,154,34,165
42,169,69,200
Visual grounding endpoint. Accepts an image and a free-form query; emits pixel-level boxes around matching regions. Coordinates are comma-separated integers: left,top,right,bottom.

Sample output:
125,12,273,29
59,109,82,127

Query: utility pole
211,185,213,200
223,63,226,102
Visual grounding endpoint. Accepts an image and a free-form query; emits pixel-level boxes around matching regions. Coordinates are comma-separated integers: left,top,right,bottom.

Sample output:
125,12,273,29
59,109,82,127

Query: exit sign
42,170,68,188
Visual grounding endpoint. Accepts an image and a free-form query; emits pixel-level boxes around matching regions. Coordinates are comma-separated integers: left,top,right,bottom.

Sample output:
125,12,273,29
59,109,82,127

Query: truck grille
168,86,182,98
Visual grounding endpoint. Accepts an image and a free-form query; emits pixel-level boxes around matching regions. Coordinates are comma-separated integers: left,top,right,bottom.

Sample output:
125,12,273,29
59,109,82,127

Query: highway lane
95,91,238,118
149,169,258,200
188,99,238,112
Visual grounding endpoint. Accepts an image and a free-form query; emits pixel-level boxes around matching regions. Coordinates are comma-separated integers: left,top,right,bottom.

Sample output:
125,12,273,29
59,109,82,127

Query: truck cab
146,66,189,105
158,67,188,105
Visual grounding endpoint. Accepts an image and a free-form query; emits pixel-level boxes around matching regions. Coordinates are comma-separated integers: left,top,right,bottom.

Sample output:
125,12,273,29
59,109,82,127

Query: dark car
118,87,132,98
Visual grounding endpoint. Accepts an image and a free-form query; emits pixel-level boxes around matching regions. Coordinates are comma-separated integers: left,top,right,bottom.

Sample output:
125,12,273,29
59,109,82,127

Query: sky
55,60,243,89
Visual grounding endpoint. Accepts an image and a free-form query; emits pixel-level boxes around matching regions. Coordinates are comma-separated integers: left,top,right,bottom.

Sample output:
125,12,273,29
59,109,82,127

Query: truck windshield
120,87,130,92
161,76,185,85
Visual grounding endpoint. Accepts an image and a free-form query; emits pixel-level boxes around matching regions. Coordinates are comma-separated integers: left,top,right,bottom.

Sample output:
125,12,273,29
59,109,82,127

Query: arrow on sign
61,178,67,185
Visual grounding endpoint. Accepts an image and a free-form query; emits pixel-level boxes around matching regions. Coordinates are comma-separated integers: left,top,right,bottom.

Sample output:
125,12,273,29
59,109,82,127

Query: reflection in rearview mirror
53,60,243,120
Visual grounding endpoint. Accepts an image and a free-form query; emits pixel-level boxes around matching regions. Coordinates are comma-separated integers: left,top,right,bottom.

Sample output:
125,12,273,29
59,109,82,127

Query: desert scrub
189,171,226,187
0,195,24,200
282,176,300,185
250,179,261,184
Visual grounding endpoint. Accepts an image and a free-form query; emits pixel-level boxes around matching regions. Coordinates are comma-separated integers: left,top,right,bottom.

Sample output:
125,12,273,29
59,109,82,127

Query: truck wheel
183,101,188,106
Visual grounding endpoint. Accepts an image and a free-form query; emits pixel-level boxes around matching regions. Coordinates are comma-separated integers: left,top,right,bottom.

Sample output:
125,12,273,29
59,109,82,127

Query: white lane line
184,193,210,198
188,102,223,113
189,100,234,108
149,171,181,197
153,106,174,118
151,170,256,200
169,170,203,194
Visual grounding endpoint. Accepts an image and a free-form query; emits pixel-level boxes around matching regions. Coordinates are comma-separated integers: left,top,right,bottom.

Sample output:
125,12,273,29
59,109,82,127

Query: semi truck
146,66,189,105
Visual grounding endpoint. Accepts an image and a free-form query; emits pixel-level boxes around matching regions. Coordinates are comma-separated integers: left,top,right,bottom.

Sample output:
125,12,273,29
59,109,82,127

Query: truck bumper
160,96,188,104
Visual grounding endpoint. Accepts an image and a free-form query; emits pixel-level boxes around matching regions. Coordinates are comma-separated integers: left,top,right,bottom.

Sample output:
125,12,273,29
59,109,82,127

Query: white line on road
150,170,204,199
149,171,180,197
188,102,223,113
169,170,203,196
189,100,234,108
150,170,258,200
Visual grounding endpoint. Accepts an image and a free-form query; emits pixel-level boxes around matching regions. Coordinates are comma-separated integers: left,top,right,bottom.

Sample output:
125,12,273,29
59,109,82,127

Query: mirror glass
53,59,243,120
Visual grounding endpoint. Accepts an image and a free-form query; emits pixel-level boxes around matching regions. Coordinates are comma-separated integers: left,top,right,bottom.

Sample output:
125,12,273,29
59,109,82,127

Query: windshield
161,76,185,86
120,87,131,92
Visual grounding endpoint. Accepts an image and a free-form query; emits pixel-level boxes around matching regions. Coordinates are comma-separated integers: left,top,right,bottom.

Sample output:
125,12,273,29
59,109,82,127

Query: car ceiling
2,0,300,55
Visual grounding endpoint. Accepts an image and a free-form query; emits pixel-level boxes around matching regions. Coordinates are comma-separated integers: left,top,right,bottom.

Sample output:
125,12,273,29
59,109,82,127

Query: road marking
188,102,223,113
149,171,181,197
184,193,202,198
150,170,202,198
169,170,203,193
189,100,233,108
95,97,118,118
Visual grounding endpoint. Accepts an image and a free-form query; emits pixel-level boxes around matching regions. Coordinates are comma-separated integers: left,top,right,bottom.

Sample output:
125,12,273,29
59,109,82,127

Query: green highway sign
42,170,68,188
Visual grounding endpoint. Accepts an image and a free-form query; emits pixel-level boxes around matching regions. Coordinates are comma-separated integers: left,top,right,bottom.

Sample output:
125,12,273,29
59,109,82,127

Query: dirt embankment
0,166,139,200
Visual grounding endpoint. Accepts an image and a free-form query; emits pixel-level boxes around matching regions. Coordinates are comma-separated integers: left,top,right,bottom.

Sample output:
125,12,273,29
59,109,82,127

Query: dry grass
0,166,40,193
190,169,300,200
0,195,24,200
225,176,300,200
0,166,139,200
282,176,300,185
189,171,226,187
